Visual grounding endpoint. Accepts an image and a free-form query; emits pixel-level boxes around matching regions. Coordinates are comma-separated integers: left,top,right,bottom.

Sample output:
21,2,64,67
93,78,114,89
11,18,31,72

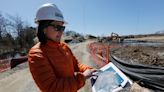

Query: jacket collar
46,40,61,48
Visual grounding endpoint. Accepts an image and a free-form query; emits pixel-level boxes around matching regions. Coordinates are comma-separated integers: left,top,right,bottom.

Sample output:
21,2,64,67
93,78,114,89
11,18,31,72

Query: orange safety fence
0,59,11,72
88,42,110,68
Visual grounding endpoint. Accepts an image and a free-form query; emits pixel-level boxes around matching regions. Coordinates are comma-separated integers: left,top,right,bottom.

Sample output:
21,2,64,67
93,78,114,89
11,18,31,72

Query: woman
28,3,96,92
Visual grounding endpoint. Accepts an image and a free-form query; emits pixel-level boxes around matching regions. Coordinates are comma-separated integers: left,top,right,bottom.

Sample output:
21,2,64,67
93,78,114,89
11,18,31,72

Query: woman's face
44,21,65,42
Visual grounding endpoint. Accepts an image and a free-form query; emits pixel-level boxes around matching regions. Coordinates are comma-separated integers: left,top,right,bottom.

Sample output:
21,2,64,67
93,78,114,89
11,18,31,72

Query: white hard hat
35,3,67,24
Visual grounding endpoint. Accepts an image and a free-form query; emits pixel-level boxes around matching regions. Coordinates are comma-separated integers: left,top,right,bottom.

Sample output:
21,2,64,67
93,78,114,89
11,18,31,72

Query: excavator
98,32,124,43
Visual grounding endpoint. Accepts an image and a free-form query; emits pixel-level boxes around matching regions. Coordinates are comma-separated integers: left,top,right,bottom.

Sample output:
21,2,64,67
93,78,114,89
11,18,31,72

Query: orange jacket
28,40,92,92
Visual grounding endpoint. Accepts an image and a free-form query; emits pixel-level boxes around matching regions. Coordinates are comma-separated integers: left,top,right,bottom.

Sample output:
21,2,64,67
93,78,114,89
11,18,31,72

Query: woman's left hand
83,69,98,79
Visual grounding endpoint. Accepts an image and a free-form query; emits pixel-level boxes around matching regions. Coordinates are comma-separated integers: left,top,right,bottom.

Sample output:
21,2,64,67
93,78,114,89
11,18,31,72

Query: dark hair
37,20,53,44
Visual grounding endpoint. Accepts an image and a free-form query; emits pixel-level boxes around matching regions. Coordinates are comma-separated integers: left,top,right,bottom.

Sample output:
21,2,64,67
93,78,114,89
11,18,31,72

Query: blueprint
91,62,133,92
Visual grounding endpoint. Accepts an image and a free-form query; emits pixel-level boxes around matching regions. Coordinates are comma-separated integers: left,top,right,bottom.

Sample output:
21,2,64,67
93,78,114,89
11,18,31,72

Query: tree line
0,12,36,55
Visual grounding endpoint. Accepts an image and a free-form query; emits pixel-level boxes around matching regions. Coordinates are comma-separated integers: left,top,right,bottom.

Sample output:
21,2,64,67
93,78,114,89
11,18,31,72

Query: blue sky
0,0,164,36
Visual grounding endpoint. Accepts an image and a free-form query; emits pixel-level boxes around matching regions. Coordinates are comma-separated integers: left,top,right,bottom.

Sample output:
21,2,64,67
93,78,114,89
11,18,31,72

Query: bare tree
2,33,14,47
8,14,25,48
20,26,36,48
0,11,37,58
0,12,8,39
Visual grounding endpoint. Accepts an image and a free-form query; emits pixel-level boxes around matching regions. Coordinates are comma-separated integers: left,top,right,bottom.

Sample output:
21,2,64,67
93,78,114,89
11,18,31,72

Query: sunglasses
49,24,65,32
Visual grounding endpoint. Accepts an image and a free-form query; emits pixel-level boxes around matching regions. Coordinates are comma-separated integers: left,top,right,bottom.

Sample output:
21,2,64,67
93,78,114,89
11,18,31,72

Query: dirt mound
112,45,164,66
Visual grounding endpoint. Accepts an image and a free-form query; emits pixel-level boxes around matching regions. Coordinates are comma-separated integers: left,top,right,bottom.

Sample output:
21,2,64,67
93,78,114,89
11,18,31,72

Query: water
120,40,164,47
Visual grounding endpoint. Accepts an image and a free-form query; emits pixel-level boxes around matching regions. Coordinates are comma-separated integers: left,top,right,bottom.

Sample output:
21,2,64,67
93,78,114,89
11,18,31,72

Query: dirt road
0,67,39,92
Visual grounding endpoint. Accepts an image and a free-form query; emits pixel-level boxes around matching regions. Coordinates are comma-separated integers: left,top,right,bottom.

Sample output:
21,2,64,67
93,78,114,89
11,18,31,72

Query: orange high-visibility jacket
28,40,92,92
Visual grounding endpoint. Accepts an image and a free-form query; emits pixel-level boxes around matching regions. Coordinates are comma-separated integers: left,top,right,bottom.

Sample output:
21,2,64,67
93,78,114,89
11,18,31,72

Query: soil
111,45,164,67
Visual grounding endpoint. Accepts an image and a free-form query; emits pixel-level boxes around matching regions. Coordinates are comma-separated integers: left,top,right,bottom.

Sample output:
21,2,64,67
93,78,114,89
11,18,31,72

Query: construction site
0,32,164,92
1,1,164,92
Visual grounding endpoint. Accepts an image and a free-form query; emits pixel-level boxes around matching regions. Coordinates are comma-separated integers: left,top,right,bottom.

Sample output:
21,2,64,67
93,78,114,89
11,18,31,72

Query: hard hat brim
35,18,68,25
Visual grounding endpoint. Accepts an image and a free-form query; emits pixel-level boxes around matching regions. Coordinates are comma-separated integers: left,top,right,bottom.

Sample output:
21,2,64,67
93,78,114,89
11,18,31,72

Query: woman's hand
83,69,97,79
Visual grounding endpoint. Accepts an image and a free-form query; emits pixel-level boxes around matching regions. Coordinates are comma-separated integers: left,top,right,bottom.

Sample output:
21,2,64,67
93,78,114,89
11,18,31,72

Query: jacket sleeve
72,54,92,72
28,48,85,92
65,45,93,72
